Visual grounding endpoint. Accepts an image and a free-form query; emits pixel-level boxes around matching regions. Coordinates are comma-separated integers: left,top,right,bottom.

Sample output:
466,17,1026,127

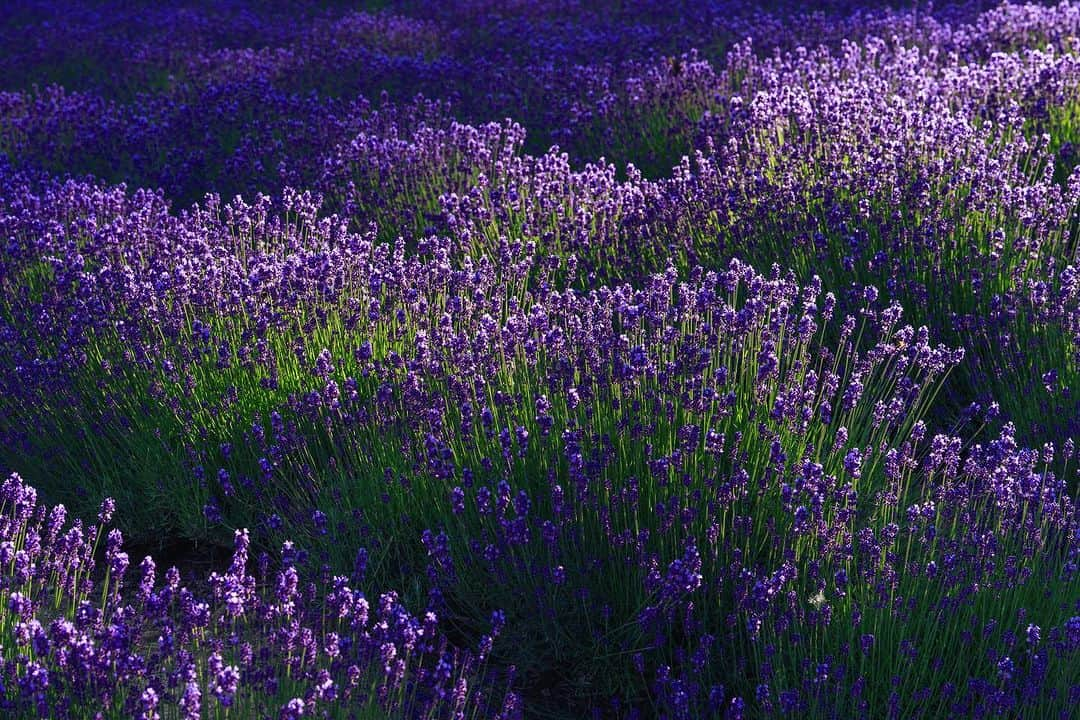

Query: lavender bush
0,1,1077,718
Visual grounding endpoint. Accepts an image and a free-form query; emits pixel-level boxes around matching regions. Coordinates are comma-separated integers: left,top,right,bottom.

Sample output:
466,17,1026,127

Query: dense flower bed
0,1,1077,718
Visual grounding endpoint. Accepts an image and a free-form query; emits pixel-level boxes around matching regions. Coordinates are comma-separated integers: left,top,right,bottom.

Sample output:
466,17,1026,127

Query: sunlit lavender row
0,1,1078,718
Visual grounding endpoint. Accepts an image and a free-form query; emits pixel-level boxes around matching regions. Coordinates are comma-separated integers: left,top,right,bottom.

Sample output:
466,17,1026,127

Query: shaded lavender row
2,2,1079,200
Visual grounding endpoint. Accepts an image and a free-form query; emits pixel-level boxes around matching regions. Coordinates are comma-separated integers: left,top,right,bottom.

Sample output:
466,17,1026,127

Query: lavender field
0,1,1078,718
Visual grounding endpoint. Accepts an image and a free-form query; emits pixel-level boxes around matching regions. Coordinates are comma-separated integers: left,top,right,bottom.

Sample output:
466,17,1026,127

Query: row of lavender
3,1,1079,196
4,2,1078,436
0,162,1076,717
0,1,1078,718
0,474,519,719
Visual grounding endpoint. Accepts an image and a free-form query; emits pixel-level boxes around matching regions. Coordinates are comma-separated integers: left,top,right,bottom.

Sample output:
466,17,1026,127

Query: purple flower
280,698,306,719
97,498,116,525
138,687,160,720
998,656,1015,683
8,591,32,619
179,681,201,720
210,658,241,707
843,448,862,479
450,486,465,515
